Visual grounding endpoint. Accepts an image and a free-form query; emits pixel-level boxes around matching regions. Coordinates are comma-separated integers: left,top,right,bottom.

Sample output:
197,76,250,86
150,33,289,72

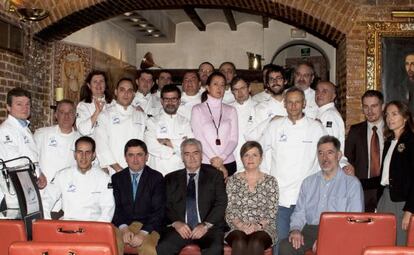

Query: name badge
302,140,313,143
112,116,120,125
159,125,168,134
67,184,77,193
3,135,12,144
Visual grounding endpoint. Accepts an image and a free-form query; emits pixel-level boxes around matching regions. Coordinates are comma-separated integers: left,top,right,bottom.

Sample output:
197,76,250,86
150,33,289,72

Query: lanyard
206,103,223,145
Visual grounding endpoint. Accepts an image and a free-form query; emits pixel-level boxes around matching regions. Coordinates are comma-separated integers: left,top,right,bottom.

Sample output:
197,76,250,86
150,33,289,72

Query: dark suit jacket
377,130,414,213
164,164,227,229
345,121,376,189
111,166,165,233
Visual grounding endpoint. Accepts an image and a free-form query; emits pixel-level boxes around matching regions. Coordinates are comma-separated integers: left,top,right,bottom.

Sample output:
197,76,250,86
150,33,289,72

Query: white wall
137,20,336,82
63,21,137,66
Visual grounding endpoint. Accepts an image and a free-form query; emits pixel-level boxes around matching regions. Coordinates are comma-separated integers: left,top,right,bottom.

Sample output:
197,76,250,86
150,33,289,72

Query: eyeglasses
162,97,179,102
268,77,284,83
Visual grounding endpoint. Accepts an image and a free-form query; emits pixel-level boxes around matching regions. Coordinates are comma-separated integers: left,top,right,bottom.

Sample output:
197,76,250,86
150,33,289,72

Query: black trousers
157,226,224,255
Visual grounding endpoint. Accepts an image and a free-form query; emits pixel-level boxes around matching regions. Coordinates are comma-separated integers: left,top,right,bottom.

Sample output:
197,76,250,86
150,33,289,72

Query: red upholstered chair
306,212,396,255
9,241,112,255
407,216,414,246
0,220,26,255
32,220,118,255
363,246,414,255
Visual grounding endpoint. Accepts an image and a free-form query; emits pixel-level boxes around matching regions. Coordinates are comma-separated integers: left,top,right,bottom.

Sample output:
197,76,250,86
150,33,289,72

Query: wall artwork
366,22,414,112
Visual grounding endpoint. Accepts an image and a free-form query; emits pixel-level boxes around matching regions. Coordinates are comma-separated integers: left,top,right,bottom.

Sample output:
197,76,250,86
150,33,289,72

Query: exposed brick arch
27,0,358,46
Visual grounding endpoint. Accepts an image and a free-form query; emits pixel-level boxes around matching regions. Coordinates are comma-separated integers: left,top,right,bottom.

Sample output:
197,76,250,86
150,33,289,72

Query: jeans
273,205,296,255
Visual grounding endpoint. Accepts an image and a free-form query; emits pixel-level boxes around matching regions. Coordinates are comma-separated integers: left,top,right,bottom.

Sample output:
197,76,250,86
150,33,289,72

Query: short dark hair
361,90,384,104
317,135,341,151
7,87,31,106
79,70,113,104
75,136,96,152
266,65,286,85
161,84,181,99
240,141,263,159
137,70,153,79
230,77,249,90
116,77,136,90
124,139,148,156
183,71,200,82
56,99,75,111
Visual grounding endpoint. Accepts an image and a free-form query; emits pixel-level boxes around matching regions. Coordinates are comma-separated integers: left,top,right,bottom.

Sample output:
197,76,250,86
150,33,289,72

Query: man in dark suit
157,138,227,255
112,139,165,255
345,90,384,212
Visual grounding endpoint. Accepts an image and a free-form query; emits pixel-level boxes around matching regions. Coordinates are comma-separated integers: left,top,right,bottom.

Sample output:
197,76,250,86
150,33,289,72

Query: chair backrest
32,220,118,255
0,220,26,255
316,212,396,255
363,246,414,255
9,241,112,255
408,216,414,246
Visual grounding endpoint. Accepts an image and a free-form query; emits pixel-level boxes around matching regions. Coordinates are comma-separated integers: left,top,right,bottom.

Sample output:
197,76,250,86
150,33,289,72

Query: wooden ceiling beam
223,8,236,31
183,7,206,31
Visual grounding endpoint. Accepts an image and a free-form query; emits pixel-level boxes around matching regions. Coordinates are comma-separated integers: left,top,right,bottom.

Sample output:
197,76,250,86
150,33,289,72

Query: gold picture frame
366,22,414,93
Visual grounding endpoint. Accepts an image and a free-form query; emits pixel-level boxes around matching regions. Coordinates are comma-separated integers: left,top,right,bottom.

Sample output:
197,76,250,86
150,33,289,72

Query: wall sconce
5,0,49,22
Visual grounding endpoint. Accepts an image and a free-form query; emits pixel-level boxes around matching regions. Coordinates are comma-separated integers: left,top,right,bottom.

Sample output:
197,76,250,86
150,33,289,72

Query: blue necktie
186,173,198,229
132,173,139,201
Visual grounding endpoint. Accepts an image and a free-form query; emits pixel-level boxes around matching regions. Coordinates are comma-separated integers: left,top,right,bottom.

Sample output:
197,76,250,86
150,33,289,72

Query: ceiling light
6,0,49,22
147,28,154,33
124,12,133,16
130,18,140,22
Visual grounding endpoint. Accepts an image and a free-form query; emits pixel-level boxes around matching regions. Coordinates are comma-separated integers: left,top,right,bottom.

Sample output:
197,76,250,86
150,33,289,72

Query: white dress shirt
0,115,39,209
95,103,147,173
42,165,114,222
260,116,327,207
145,111,194,175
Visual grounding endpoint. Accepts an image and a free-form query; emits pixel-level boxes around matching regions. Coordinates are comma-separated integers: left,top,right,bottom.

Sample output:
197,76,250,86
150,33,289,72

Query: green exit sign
301,48,310,57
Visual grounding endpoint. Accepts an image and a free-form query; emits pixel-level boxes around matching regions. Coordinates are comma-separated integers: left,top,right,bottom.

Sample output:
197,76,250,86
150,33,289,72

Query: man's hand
402,211,412,230
288,230,304,250
158,138,173,148
130,231,146,247
210,157,223,169
37,173,47,189
312,240,318,253
191,224,208,239
343,164,355,176
121,228,135,245
173,221,192,239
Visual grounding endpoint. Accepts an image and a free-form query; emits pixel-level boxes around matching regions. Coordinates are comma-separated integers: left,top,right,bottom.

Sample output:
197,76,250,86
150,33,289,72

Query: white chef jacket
230,97,257,171
34,125,80,182
177,92,202,120
132,91,161,116
76,100,112,137
0,115,39,209
260,116,327,207
317,102,346,152
222,89,235,105
42,165,114,222
252,97,287,128
303,87,318,119
95,103,147,171
145,111,194,175
252,90,271,103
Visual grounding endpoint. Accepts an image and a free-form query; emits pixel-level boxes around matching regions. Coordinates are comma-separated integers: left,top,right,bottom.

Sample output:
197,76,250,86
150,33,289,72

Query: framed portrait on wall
366,22,414,110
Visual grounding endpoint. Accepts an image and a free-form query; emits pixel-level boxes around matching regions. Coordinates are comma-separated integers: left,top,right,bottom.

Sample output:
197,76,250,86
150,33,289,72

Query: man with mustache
294,61,318,119
279,136,363,255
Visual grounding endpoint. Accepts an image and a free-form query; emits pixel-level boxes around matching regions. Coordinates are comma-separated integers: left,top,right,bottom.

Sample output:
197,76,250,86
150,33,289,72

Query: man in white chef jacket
294,61,318,119
229,77,257,171
34,99,80,183
177,71,202,120
0,87,47,209
258,87,327,255
95,78,148,174
132,70,160,116
145,85,193,175
42,136,114,222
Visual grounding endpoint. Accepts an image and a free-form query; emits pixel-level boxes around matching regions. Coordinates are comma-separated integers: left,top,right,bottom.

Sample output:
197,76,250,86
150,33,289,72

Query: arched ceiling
8,0,361,47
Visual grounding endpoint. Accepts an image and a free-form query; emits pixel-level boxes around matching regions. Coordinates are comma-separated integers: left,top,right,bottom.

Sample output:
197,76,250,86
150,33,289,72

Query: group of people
0,59,412,255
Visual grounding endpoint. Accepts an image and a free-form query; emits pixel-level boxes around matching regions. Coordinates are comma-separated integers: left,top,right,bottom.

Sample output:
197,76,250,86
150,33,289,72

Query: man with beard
145,85,194,175
294,61,318,119
198,62,214,90
395,52,414,113
252,63,279,103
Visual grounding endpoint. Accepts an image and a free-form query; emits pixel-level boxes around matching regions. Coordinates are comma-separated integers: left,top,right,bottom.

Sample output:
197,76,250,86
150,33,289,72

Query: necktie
132,173,139,200
370,126,380,177
186,173,198,229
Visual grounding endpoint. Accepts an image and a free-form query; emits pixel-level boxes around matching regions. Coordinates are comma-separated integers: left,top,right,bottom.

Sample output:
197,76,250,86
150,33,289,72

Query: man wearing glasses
144,85,194,176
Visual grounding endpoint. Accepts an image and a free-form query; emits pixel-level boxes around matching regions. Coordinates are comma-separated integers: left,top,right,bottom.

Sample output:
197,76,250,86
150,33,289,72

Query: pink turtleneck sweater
191,95,238,164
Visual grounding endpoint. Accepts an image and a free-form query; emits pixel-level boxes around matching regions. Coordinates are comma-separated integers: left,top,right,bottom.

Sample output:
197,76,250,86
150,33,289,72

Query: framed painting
366,22,414,112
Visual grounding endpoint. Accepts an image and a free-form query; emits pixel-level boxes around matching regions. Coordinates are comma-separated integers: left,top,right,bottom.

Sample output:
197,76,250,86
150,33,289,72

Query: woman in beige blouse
225,141,279,255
